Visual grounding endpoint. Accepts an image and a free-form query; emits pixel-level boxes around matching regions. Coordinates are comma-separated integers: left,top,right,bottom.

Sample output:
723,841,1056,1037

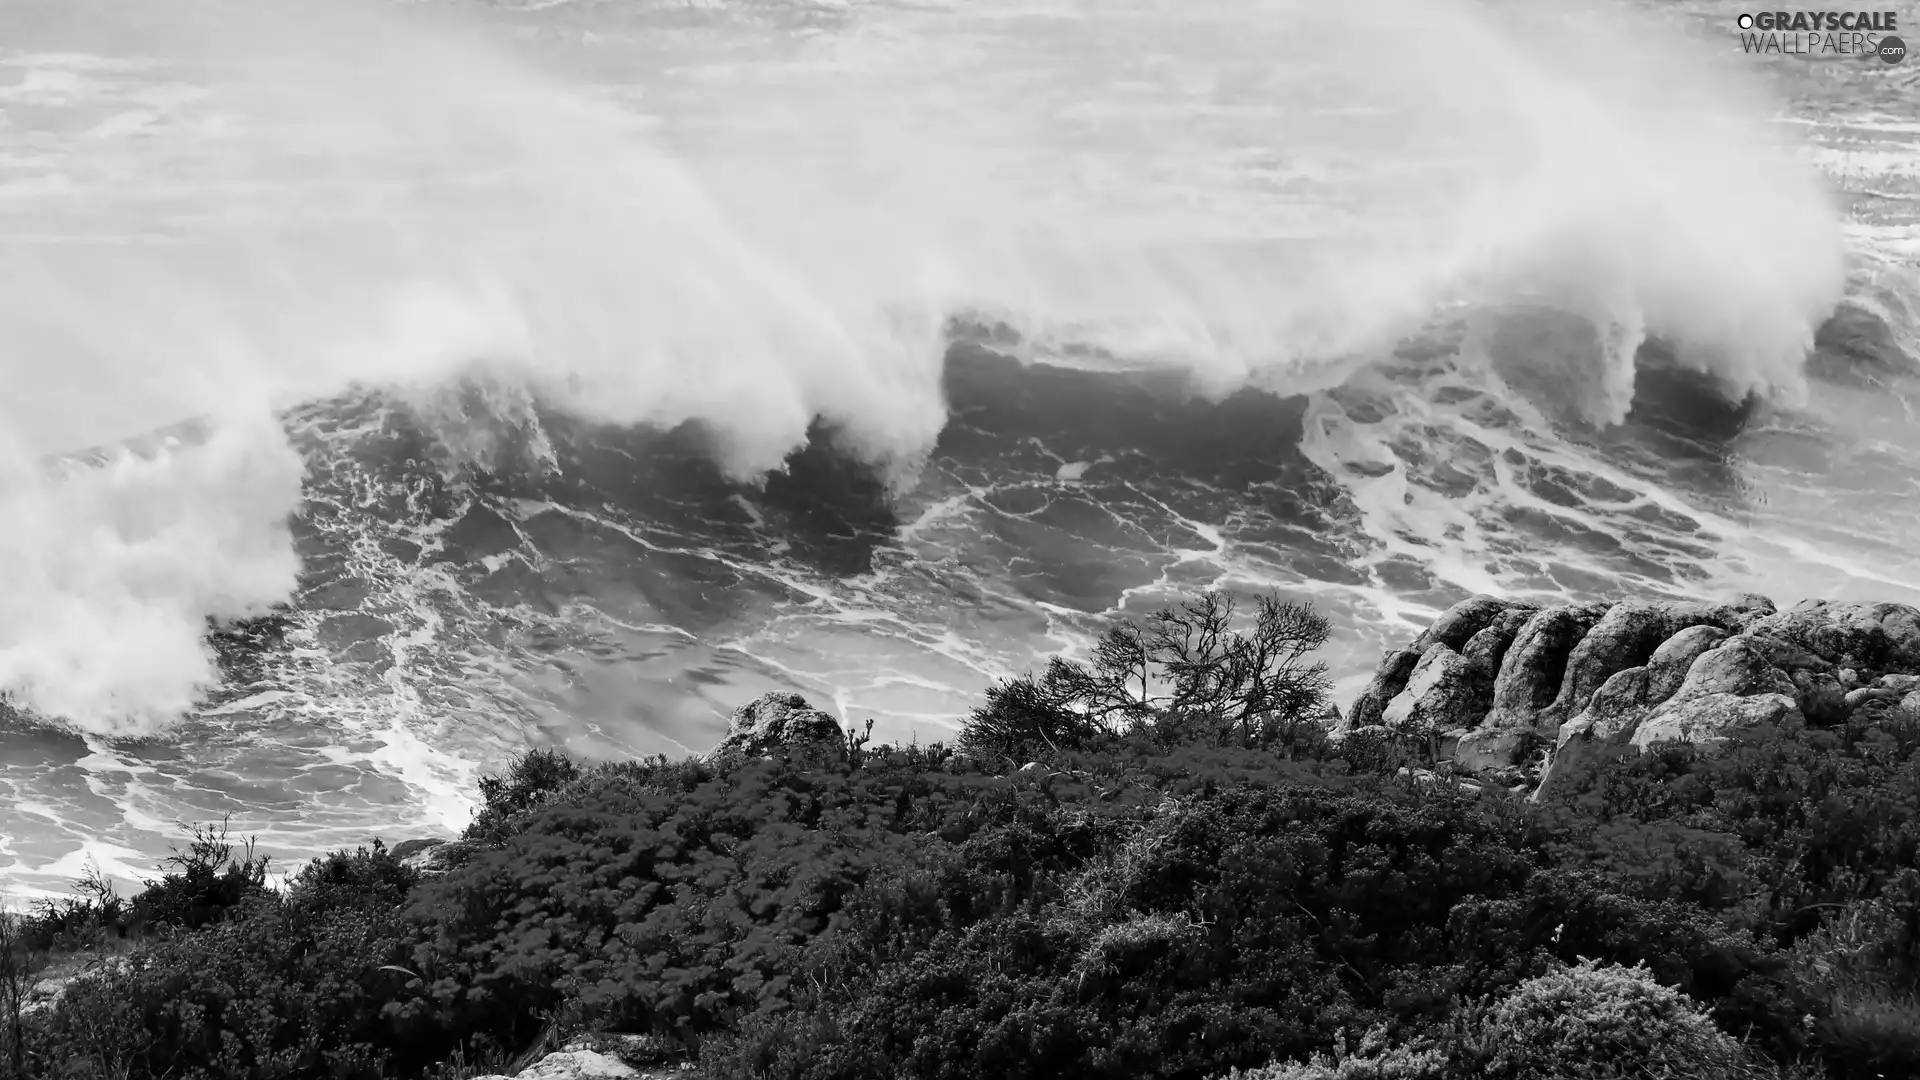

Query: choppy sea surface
1,0,1917,896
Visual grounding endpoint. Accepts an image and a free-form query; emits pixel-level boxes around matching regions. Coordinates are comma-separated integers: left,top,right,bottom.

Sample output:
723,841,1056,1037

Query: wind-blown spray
0,0,1846,731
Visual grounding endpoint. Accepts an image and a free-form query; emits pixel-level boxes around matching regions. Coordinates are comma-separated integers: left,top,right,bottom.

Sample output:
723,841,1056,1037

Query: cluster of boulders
1335,594,1920,799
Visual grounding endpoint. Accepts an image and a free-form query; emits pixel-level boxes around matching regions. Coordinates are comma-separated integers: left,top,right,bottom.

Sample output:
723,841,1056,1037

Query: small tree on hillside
960,591,1333,762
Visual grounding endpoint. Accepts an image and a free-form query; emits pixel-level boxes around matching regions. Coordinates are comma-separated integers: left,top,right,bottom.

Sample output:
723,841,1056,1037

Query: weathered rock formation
1336,595,1920,799
391,837,477,879
706,691,848,767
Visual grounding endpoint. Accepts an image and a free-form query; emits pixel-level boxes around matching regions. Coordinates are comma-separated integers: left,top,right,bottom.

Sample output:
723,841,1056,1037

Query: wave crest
0,0,1853,729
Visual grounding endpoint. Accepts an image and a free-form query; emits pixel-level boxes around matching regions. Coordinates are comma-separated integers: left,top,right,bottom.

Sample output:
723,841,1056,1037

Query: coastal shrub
1789,884,1920,1080
1,904,45,1080
707,781,1547,1080
1593,716,1920,942
16,862,127,954
34,897,414,1080
122,818,273,932
393,755,1013,1054
284,839,419,919
1445,866,1808,1057
1214,1023,1450,1080
9,736,1837,1080
13,822,274,959
1471,957,1757,1079
464,748,582,845
960,591,1333,766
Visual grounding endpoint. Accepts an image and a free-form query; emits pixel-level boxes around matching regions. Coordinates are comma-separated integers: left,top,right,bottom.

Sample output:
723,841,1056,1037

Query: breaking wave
0,0,1853,733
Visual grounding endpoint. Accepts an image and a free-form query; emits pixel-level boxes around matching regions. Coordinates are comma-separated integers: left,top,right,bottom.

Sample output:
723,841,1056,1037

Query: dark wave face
4,0,1920,895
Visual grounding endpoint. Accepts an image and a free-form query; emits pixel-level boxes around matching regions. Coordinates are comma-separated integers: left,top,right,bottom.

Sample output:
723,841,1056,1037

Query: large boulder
1381,644,1494,733
1629,692,1804,752
1410,595,1537,655
1484,603,1611,731
1644,624,1728,704
1576,665,1655,743
1615,638,1804,753
709,692,847,765
1660,638,1797,701
1528,666,1655,800
468,1051,638,1080
1345,596,1536,732
1345,648,1423,732
1747,600,1920,672
1451,726,1534,772
1460,605,1538,678
392,837,476,877
1541,601,1728,727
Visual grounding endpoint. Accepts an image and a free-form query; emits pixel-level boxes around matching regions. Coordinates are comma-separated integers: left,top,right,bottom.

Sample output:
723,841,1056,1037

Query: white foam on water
0,0,1855,731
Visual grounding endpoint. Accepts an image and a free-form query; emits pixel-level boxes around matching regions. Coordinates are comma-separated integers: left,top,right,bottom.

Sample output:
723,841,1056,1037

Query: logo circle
1737,13,1754,30
1881,35,1908,65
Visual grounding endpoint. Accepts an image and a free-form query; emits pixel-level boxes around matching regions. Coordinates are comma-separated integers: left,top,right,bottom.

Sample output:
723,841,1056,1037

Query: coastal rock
392,838,474,878
1346,596,1536,732
1346,593,1920,799
1450,726,1532,771
1576,665,1654,743
1630,692,1804,752
1791,669,1849,726
1645,624,1728,704
1532,719,1628,803
468,1050,639,1080
708,692,847,765
1543,600,1746,725
21,955,134,1018
1748,600,1920,672
1460,605,1536,677
1662,638,1796,702
1540,603,1670,726
1527,666,1657,798
1410,595,1536,655
1381,645,1492,733
1484,603,1610,730
1309,700,1343,728
1345,648,1422,731
1706,593,1778,632
562,1034,688,1069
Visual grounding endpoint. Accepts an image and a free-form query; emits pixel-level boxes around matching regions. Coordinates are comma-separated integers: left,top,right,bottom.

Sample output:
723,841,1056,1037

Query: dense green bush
464,748,583,845
39,899,415,1080
1473,957,1758,1079
285,840,419,919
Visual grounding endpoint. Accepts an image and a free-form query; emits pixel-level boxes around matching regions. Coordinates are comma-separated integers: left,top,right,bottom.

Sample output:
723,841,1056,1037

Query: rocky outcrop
707,692,847,767
1336,595,1920,800
391,837,478,878
469,1050,638,1080
468,1033,689,1080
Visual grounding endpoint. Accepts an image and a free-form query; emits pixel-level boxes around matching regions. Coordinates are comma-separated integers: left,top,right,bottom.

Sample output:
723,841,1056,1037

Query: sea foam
0,0,1846,730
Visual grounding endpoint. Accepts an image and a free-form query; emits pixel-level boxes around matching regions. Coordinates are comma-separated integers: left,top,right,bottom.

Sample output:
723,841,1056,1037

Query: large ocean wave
0,0,1861,737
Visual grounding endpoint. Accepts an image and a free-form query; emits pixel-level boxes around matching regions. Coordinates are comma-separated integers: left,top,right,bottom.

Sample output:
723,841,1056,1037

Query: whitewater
1,0,1917,895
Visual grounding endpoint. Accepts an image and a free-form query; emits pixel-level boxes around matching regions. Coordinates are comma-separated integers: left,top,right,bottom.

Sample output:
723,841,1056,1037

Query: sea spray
0,412,304,733
0,0,1850,732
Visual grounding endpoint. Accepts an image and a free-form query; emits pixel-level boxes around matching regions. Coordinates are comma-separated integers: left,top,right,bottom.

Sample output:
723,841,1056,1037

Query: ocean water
1,0,1917,896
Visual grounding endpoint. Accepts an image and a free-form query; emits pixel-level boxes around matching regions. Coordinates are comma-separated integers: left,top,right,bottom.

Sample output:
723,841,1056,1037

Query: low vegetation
2,590,1915,1080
